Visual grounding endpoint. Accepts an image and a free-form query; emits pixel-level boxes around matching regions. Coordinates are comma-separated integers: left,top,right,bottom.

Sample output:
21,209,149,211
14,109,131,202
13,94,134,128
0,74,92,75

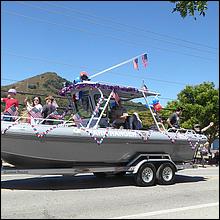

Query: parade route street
1,166,219,219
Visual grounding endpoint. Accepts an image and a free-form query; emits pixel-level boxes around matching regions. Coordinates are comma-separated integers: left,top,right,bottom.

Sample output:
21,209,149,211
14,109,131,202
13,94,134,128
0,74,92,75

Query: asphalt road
1,166,219,219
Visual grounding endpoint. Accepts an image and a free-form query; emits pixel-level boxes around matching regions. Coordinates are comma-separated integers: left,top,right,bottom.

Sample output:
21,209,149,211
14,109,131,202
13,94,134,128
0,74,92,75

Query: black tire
134,163,156,187
156,162,176,185
93,172,107,178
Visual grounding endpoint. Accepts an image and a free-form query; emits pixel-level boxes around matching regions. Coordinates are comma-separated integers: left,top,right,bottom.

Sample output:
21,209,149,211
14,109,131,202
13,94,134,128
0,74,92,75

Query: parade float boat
1,80,207,169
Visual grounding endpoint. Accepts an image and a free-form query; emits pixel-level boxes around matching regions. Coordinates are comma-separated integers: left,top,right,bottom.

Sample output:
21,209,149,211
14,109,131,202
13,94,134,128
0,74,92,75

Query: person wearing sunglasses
24,96,43,124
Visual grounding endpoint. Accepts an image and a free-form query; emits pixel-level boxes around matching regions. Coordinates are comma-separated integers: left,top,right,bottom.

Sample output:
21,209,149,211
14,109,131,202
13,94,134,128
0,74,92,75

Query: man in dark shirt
41,96,57,125
167,107,183,130
109,99,128,129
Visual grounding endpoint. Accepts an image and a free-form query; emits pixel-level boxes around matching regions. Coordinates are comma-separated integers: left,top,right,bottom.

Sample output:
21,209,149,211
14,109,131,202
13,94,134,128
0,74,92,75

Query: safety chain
31,124,60,138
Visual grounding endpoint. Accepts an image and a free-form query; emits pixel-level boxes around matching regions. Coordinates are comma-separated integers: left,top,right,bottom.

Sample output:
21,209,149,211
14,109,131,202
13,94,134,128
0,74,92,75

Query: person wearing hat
193,122,214,134
109,99,128,129
41,96,57,125
80,71,90,81
1,88,19,121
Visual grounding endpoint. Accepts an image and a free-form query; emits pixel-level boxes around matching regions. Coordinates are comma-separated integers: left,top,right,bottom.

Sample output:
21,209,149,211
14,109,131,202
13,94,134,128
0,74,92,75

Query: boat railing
141,91,166,133
1,114,78,127
167,127,196,134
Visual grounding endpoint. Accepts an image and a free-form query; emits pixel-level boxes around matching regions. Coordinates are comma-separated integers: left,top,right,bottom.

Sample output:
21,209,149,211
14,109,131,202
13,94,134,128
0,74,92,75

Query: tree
169,1,208,20
164,82,219,150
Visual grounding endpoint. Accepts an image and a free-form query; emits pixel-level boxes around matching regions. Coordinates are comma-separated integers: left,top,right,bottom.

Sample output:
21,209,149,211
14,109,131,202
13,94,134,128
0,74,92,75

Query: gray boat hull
1,122,207,168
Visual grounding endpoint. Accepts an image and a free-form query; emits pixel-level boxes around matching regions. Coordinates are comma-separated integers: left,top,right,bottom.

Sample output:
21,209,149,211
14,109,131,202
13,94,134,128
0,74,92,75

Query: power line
2,10,217,62
1,77,181,101
3,52,86,69
1,86,176,102
2,50,216,88
2,75,185,87
1,89,66,99
44,1,218,51
15,1,217,55
107,72,187,86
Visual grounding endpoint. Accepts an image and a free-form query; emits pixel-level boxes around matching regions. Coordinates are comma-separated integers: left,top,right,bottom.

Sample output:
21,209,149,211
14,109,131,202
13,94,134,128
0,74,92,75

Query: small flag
112,91,120,105
133,58,139,70
6,105,18,117
142,54,148,68
29,107,42,119
142,84,148,92
52,99,59,108
48,111,64,120
72,113,83,127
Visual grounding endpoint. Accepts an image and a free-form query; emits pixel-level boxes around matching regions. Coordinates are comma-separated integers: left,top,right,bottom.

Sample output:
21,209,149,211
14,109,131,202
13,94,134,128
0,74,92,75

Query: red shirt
2,98,19,112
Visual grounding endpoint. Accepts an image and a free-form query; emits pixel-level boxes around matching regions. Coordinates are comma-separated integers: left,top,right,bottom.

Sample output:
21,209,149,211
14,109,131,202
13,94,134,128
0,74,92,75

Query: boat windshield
74,91,93,118
94,94,108,118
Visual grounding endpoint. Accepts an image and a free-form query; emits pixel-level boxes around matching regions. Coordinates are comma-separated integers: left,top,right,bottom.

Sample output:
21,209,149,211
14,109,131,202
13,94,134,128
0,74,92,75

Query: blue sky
1,1,219,106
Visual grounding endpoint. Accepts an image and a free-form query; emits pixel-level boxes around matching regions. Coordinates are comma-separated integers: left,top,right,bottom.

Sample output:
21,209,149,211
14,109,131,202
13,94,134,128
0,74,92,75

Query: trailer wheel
134,163,156,187
156,162,175,185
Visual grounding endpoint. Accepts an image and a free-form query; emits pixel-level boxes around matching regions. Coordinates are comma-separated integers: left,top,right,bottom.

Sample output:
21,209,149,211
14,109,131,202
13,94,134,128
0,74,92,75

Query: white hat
8,88,17,94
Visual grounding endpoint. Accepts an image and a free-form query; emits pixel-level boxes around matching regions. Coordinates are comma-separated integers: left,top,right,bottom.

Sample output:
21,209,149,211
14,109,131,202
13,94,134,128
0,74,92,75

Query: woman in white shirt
24,96,43,124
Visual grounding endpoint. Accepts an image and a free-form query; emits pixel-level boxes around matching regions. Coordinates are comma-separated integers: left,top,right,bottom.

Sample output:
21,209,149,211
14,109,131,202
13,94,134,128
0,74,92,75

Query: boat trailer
1,153,193,187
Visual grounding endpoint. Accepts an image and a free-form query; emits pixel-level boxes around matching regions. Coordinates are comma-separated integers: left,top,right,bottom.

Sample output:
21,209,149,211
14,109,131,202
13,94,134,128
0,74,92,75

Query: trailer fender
132,159,149,174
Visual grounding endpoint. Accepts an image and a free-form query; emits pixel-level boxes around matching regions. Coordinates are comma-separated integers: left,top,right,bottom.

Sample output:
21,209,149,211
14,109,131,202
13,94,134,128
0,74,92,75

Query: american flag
29,107,42,119
48,111,64,120
133,58,139,70
112,91,120,105
6,105,18,117
142,54,148,68
141,84,148,92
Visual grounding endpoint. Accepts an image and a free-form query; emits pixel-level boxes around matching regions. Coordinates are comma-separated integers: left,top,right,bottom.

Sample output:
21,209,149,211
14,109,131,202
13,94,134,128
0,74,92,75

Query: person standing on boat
24,96,43,124
167,107,183,130
109,99,128,129
41,96,57,125
1,88,19,121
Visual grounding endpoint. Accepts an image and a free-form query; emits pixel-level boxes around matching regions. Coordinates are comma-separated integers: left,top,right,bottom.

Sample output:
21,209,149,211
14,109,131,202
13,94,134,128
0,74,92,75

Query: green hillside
1,72,156,128
1,72,71,108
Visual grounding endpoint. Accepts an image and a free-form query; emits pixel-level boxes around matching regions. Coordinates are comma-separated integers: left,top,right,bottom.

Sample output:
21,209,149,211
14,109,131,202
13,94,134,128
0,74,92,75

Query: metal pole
142,91,161,132
94,90,114,128
90,52,146,79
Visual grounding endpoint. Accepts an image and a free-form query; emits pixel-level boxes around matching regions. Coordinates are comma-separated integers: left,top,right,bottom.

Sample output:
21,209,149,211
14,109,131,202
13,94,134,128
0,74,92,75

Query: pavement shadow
1,173,207,191
175,174,207,184
1,174,135,190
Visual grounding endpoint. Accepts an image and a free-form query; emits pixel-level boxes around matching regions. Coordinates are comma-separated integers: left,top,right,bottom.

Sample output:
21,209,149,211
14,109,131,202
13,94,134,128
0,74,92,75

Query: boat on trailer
1,81,207,185
1,80,207,171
